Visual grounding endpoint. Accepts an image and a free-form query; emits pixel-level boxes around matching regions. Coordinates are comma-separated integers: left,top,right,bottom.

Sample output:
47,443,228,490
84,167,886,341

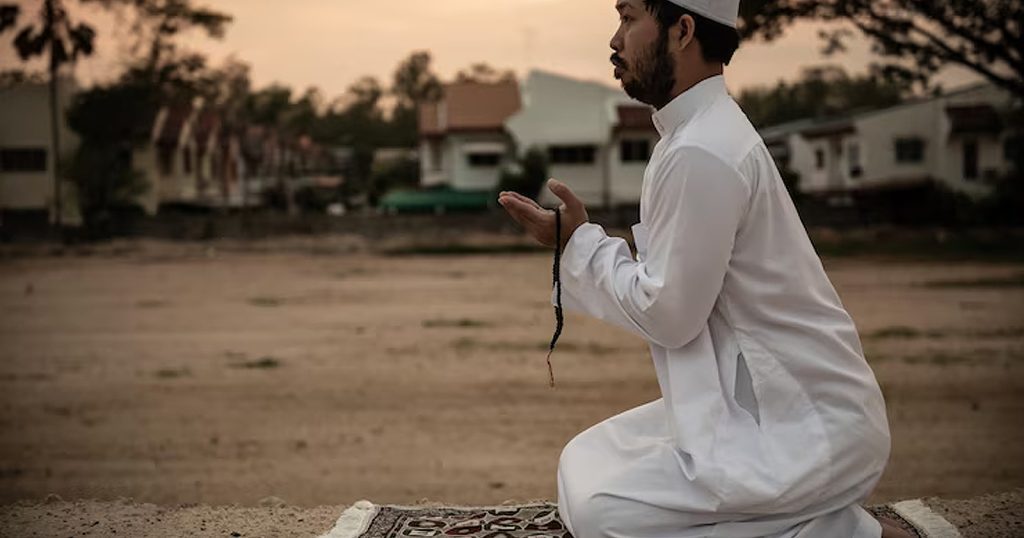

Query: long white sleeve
554,145,751,349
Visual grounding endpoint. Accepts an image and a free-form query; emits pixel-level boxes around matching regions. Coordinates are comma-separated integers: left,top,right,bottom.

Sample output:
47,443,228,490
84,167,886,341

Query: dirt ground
0,490,1019,538
0,239,1022,515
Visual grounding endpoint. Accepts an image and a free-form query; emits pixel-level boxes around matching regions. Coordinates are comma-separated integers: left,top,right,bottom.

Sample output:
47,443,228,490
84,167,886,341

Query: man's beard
620,29,676,109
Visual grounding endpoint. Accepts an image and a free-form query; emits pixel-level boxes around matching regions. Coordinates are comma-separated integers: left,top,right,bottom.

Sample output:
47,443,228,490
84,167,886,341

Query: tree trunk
46,0,62,229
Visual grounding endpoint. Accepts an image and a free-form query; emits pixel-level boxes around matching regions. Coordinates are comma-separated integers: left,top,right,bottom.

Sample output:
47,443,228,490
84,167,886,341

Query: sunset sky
2,0,980,100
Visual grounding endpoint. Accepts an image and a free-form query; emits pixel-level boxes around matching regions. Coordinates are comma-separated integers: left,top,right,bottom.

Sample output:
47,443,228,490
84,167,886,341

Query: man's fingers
500,196,547,225
504,191,543,210
547,179,584,212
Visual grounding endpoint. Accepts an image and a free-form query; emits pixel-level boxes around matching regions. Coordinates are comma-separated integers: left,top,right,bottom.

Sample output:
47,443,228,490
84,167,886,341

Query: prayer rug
319,499,958,538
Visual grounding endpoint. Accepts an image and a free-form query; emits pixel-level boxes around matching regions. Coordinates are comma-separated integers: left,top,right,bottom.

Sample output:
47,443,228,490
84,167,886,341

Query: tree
65,80,158,235
84,0,231,98
455,62,516,84
391,50,443,110
738,0,1024,98
1,0,95,228
737,64,912,127
320,76,387,204
0,68,47,86
389,51,443,148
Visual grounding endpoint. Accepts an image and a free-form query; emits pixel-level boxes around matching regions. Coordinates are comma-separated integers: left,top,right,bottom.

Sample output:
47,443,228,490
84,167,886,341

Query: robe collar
651,74,727,138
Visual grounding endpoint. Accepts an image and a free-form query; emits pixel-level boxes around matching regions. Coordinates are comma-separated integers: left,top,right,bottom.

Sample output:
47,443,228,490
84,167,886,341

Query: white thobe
553,75,891,538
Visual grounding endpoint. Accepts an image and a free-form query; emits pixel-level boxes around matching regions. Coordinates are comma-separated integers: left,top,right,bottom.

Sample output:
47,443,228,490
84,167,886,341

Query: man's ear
675,14,696,51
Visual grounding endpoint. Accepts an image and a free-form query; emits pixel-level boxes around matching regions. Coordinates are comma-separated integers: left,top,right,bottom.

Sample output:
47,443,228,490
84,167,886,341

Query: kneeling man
498,1,895,536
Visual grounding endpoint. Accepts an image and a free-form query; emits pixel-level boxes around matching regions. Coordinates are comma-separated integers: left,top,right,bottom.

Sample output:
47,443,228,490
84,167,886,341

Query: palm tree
1,0,94,228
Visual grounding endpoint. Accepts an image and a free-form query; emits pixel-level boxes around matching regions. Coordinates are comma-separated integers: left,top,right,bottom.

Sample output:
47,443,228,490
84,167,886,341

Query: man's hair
642,0,740,65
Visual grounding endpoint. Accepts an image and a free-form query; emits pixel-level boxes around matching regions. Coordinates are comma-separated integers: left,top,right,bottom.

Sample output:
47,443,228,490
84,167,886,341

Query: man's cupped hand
498,178,589,250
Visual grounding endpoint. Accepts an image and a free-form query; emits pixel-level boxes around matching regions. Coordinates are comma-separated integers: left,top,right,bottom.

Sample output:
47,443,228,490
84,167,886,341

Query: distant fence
0,187,1019,247
0,206,643,243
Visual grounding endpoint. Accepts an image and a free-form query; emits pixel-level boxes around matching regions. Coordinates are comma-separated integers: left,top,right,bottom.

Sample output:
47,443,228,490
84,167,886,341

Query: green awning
379,187,496,213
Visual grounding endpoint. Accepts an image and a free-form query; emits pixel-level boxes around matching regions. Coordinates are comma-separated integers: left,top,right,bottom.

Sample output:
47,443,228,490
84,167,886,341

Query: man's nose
609,26,624,53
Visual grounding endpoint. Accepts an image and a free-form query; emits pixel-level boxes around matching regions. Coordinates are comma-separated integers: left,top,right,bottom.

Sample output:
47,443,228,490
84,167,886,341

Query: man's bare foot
877,515,916,538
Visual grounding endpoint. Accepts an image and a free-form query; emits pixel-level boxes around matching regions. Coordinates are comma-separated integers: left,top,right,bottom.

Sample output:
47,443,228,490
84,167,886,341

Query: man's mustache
610,53,627,68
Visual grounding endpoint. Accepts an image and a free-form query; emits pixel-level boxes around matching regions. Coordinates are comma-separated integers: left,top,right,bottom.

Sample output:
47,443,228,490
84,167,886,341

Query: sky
1,0,981,100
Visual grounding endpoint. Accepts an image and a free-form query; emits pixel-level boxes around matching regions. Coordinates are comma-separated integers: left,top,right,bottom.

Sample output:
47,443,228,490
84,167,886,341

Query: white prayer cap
665,0,740,29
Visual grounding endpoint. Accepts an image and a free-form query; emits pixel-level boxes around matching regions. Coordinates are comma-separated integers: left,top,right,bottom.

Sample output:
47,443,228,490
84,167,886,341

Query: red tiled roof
615,104,655,132
157,103,192,146
419,80,521,136
193,108,221,148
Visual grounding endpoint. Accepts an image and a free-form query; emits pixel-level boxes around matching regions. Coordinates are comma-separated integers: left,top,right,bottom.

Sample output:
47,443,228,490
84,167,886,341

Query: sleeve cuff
561,222,604,274
550,222,605,308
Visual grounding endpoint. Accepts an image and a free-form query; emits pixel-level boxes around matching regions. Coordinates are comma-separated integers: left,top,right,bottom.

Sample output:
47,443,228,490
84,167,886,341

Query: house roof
156,103,193,146
756,80,1009,141
193,108,221,148
946,104,1002,135
614,104,656,132
505,69,632,146
419,80,521,136
799,117,856,139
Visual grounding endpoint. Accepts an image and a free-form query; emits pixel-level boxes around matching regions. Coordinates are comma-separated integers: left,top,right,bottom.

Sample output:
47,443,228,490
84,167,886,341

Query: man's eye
621,16,631,23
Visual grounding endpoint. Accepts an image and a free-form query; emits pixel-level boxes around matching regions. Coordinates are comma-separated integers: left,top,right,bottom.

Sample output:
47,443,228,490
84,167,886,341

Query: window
814,149,825,170
467,153,501,167
894,138,925,163
963,139,979,181
549,145,596,165
0,148,47,172
848,142,862,179
620,139,650,163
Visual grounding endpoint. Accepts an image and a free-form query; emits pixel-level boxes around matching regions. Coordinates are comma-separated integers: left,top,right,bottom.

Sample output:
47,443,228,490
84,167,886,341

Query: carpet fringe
319,500,378,538
892,499,962,538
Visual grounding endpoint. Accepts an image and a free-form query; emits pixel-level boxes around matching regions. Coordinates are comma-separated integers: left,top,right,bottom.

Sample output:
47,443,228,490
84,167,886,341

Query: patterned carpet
318,501,934,538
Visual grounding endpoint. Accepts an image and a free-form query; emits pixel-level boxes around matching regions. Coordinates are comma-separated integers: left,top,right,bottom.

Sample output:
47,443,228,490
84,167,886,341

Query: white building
418,79,522,191
133,101,246,214
506,70,657,208
761,81,1018,200
0,76,79,223
417,70,659,208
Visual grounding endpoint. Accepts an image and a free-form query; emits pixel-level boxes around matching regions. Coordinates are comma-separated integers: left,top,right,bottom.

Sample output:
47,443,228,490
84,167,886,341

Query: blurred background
0,0,1021,510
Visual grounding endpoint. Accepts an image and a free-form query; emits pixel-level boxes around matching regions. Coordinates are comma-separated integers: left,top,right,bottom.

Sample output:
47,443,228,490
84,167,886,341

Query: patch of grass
332,268,371,279
973,327,1024,339
867,326,945,340
136,299,169,309
812,233,1024,262
866,326,1024,341
867,326,923,339
248,296,285,307
383,244,547,256
155,367,191,379
422,318,491,329
902,352,974,366
920,273,1024,289
229,356,283,370
451,338,620,355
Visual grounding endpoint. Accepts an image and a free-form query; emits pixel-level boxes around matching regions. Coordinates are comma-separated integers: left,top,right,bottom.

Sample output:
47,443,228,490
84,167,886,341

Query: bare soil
0,240,1021,521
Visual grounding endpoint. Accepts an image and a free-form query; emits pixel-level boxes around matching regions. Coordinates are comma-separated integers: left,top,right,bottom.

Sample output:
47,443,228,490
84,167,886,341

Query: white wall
0,77,79,213
778,81,1015,199
507,70,639,207
854,100,939,190
449,133,511,191
609,132,657,204
540,148,608,207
